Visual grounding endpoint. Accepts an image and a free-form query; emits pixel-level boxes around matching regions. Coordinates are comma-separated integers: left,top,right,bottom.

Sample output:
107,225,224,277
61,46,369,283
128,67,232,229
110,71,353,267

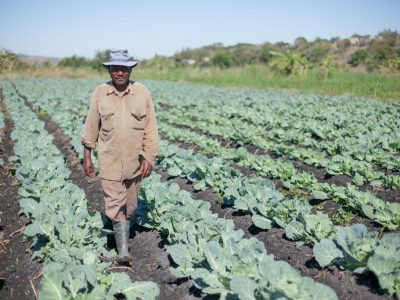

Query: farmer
80,49,160,262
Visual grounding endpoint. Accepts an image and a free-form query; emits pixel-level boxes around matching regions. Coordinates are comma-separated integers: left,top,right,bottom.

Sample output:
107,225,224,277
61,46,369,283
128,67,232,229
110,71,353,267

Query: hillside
18,54,62,66
155,30,399,73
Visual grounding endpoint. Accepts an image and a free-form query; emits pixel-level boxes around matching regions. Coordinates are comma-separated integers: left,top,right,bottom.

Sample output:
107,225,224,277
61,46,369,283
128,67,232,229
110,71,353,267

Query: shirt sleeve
80,90,100,149
139,90,160,166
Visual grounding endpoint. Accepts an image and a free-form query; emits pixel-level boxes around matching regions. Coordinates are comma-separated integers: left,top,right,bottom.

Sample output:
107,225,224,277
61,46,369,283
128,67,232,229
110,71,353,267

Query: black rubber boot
112,220,131,263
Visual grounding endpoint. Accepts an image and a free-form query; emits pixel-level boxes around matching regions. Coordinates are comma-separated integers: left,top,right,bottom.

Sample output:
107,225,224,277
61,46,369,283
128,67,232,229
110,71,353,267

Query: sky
0,0,399,60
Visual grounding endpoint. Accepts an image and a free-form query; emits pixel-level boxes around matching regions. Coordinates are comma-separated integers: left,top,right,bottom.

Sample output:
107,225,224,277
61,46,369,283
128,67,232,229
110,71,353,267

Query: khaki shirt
81,80,160,181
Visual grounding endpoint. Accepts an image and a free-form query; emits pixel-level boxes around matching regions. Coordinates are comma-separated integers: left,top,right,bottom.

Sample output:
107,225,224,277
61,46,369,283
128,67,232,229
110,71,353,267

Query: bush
366,58,380,73
319,55,337,79
348,49,369,66
212,52,233,68
58,55,91,69
90,50,111,71
0,49,29,74
387,56,400,74
270,50,310,77
259,44,276,64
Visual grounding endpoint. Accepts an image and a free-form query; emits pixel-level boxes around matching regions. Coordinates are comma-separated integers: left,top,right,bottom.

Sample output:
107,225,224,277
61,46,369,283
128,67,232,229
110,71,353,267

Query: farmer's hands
83,158,95,178
140,159,153,178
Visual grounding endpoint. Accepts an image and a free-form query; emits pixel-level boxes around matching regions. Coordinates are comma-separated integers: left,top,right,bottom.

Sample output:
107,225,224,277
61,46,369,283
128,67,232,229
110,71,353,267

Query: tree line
1,30,399,77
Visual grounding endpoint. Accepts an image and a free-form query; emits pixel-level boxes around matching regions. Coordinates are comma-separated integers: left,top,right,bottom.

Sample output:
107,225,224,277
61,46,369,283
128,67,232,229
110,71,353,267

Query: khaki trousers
101,176,141,222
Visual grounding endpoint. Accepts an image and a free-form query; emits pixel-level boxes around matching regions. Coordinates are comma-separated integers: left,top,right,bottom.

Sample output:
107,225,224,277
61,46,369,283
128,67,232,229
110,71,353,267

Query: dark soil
0,95,42,300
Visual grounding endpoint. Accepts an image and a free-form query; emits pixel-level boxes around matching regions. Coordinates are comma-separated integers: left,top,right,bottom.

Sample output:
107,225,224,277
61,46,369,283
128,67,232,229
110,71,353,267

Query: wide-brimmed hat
103,49,138,68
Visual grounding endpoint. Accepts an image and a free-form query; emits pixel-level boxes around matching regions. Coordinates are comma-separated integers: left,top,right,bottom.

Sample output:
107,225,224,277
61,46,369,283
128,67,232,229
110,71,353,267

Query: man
81,49,159,263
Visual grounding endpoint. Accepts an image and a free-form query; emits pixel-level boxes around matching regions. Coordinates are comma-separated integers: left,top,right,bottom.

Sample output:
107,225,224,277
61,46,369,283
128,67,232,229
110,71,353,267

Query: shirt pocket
130,110,146,130
100,111,115,132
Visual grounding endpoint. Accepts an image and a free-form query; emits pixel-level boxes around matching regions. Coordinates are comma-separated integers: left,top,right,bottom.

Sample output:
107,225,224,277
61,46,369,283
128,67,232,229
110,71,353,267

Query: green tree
348,49,369,66
212,52,233,68
369,30,400,65
270,50,310,77
230,43,259,66
307,41,331,62
42,60,53,69
294,37,308,50
387,56,400,74
259,44,276,64
59,55,90,69
0,49,27,74
319,55,337,79
336,39,351,50
90,49,111,70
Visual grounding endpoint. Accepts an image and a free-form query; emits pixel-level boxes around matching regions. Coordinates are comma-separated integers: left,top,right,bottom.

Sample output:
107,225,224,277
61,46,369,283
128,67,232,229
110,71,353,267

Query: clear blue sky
0,0,399,60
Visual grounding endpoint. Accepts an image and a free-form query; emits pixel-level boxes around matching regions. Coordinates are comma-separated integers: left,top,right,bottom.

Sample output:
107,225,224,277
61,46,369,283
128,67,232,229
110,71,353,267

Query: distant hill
18,54,62,66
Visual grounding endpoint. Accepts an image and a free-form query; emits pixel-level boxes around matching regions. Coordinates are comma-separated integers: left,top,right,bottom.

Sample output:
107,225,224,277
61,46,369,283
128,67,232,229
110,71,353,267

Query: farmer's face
109,65,131,87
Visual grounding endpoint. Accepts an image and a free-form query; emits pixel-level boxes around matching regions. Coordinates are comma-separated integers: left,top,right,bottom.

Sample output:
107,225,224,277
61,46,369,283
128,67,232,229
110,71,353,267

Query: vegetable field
0,78,399,300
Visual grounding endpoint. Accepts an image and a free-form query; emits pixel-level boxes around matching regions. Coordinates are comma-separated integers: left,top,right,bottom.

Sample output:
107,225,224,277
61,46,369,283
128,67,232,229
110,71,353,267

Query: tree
336,39,351,50
90,49,111,70
42,60,53,69
259,43,276,64
294,37,308,50
369,30,399,64
212,52,233,68
230,44,259,66
59,55,90,69
307,41,331,62
319,55,337,79
348,49,369,67
387,56,400,74
0,49,27,74
269,50,310,77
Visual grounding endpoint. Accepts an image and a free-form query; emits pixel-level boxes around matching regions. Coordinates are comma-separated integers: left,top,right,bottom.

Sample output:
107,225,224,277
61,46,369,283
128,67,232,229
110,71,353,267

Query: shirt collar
106,80,135,96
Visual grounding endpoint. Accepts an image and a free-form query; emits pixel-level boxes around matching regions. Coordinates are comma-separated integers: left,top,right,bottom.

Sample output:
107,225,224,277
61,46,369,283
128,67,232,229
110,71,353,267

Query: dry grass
1,67,107,80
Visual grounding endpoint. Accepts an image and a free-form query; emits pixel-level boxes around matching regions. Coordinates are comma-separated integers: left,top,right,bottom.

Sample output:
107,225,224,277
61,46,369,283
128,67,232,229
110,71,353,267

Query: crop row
1,81,159,299
159,123,400,230
155,105,400,189
146,81,400,171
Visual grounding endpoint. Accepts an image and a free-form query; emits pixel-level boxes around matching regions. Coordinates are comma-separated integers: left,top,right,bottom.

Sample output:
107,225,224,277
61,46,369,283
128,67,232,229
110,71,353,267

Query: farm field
0,77,399,300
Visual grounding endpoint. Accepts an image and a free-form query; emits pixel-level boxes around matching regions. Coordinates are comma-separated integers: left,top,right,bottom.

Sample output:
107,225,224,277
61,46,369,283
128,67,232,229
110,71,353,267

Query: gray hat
103,49,138,68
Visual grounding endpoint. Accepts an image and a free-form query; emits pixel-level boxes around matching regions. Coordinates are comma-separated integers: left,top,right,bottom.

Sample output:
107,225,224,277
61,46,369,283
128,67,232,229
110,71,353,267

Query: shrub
212,52,233,68
270,50,310,77
58,55,91,69
0,49,28,74
348,49,369,67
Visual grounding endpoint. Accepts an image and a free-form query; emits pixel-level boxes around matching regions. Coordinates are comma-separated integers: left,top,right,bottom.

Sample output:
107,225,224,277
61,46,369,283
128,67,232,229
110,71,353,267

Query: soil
0,95,42,300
